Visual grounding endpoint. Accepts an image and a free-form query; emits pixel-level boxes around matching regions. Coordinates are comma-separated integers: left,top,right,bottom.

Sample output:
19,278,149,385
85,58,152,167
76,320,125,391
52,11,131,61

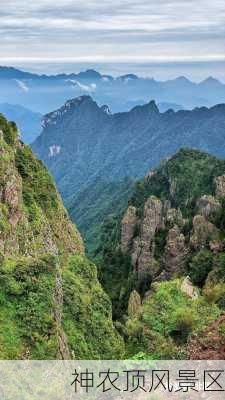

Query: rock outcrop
121,206,138,253
190,215,221,251
163,225,188,275
131,196,163,277
118,150,225,296
119,177,225,291
180,277,198,299
121,196,189,280
197,195,221,218
128,290,142,318
166,207,184,227
215,175,225,198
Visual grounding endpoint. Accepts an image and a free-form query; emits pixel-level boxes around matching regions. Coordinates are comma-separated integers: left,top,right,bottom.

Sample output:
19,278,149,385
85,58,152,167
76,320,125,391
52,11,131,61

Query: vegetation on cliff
95,148,225,358
0,114,124,359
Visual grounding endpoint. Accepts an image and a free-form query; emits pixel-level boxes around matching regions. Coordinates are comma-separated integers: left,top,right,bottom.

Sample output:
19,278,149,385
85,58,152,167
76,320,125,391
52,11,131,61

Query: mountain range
32,95,225,249
1,101,225,360
0,66,225,114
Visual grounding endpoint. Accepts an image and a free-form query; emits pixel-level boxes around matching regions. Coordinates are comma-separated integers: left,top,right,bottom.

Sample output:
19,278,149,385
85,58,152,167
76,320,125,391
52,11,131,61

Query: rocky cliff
119,148,225,284
0,114,124,359
0,122,83,258
121,181,224,283
96,148,225,358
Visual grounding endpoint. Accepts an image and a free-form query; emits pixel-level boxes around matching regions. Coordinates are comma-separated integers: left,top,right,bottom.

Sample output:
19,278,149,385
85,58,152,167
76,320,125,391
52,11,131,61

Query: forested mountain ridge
32,96,225,251
0,114,124,359
96,149,225,359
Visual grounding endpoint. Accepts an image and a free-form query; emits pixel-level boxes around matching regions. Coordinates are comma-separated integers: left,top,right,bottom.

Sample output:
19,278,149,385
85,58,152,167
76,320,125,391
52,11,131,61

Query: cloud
0,0,224,79
66,79,96,92
14,79,29,92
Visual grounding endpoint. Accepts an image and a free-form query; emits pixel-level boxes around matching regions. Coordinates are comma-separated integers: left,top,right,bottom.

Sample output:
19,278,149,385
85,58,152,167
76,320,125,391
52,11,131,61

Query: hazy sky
0,0,225,80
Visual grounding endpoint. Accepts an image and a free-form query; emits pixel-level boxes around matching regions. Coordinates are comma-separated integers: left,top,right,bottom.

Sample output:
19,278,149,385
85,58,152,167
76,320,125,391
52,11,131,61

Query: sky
0,0,225,80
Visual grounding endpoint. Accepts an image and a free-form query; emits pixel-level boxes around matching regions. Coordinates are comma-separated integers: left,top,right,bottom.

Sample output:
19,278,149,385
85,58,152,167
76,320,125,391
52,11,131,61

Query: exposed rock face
0,136,84,258
166,207,184,227
121,206,138,253
131,196,163,277
190,215,221,251
197,195,221,218
120,169,225,292
215,175,225,198
128,290,142,318
113,149,225,313
180,277,198,300
121,197,189,280
163,225,188,275
142,197,164,240
145,170,155,180
169,178,177,198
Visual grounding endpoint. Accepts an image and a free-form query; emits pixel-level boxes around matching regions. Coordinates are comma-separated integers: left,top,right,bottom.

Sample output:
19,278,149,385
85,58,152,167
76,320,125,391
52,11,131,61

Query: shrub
203,283,225,309
126,279,220,359
0,115,18,146
189,250,214,287
171,309,196,343
219,322,225,340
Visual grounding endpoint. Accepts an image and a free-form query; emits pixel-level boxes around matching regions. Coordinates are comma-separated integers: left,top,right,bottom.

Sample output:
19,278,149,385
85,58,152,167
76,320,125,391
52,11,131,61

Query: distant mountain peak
65,95,93,106
131,100,159,115
200,76,222,86
148,100,159,112
174,76,192,84
77,69,102,80
118,74,139,82
42,96,97,128
63,95,96,112
0,65,37,80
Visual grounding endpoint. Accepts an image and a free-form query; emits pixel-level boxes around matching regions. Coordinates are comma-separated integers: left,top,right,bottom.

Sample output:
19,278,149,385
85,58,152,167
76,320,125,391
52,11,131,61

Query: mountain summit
131,100,159,114
42,96,99,128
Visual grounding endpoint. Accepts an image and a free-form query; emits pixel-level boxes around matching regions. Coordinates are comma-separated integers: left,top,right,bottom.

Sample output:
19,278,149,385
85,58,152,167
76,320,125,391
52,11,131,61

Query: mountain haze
0,66,225,113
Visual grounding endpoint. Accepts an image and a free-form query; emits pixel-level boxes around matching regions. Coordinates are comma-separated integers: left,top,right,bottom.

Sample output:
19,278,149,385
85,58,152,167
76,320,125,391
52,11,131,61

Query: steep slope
95,149,225,358
32,96,225,250
0,104,42,143
0,114,124,359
